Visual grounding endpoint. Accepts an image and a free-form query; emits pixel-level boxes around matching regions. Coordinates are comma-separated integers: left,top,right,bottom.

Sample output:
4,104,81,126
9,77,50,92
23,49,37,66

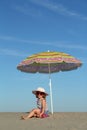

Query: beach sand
0,112,87,130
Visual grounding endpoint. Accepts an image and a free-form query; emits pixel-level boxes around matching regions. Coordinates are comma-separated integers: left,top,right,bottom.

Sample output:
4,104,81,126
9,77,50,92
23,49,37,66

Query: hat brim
32,90,48,96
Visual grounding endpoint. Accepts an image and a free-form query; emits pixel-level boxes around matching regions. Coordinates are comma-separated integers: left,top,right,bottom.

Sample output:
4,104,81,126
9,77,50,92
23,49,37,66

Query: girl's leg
21,108,40,120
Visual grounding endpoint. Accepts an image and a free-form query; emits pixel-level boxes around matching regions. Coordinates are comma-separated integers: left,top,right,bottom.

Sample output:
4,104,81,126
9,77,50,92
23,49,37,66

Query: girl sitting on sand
21,87,49,119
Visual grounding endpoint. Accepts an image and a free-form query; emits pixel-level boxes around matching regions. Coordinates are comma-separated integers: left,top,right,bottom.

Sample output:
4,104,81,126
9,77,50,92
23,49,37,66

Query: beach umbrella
17,51,82,114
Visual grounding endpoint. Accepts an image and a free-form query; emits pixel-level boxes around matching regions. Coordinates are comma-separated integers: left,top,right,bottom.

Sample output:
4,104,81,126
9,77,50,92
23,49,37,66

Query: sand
0,112,87,130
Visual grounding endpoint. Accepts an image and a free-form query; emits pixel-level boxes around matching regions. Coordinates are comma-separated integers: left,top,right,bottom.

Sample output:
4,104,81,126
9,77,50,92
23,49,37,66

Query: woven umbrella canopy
17,51,82,114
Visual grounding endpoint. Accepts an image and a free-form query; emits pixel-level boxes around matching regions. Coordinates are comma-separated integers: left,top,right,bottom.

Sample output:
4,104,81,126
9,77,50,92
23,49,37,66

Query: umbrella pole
48,64,53,114
49,78,53,114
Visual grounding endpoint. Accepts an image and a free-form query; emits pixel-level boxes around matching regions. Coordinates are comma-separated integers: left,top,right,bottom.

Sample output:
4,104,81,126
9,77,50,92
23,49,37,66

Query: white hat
32,87,48,96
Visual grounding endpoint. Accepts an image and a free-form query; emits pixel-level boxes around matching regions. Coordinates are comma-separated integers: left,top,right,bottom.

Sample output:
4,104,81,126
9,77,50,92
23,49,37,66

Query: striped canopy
17,51,82,73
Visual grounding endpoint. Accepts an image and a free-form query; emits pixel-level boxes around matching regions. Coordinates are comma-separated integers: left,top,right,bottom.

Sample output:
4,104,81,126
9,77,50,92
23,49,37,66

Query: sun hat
32,87,48,96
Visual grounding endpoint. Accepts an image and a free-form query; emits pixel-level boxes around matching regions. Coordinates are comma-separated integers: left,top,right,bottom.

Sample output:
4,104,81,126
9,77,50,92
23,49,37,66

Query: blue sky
0,0,87,112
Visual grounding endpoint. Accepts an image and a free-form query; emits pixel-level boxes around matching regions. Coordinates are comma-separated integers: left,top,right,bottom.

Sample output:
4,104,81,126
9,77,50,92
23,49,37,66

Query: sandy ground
0,112,87,130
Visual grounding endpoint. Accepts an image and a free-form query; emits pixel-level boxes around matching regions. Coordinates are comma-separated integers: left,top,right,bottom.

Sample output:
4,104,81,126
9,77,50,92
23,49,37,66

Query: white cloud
10,0,87,20
0,35,87,51
29,0,87,20
0,35,41,44
55,43,87,51
11,0,87,20
12,1,42,17
0,36,16,41
0,35,86,63
0,48,28,57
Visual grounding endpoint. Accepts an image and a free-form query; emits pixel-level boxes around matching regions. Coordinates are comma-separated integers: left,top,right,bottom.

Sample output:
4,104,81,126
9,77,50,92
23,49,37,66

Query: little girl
21,87,49,119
